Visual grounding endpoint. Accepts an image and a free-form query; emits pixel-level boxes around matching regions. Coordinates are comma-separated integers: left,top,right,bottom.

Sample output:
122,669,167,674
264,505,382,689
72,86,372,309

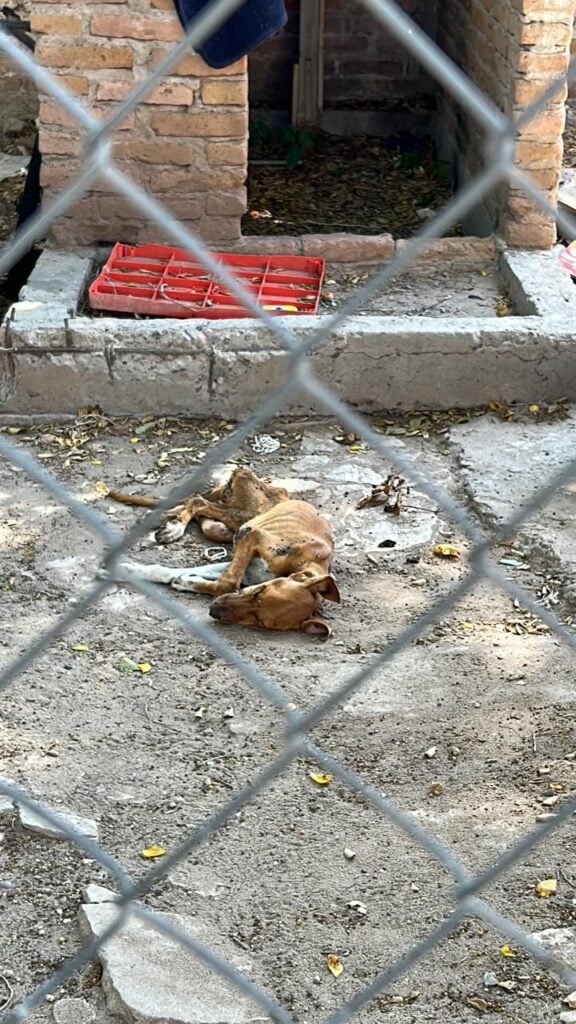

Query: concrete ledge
2,246,576,416
231,234,495,264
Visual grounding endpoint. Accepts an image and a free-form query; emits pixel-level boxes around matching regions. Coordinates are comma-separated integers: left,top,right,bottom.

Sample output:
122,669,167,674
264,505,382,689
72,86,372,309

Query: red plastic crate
88,243,325,319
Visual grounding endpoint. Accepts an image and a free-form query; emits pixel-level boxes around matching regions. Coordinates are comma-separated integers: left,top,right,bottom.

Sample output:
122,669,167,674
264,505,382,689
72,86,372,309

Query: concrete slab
292,436,453,553
19,803,99,841
452,414,576,573
80,902,260,1024
3,247,576,415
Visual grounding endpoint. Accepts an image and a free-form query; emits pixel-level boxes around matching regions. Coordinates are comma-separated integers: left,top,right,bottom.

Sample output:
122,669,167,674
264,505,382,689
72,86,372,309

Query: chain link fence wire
2,0,576,1019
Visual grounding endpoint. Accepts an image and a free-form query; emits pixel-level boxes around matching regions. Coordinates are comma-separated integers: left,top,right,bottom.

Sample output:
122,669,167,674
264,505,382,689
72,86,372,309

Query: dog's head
209,572,340,637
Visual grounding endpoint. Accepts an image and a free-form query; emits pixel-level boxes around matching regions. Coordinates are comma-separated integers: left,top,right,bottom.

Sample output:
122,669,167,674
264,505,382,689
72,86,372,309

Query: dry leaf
499,944,517,958
428,782,444,797
327,955,344,978
356,475,405,514
535,878,557,897
141,844,166,859
309,771,334,786
138,662,152,673
488,400,513,420
467,996,488,1012
71,644,90,652
433,544,461,559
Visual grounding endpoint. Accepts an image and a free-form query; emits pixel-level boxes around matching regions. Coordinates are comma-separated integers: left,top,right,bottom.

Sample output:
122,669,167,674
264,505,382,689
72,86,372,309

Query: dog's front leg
190,527,260,596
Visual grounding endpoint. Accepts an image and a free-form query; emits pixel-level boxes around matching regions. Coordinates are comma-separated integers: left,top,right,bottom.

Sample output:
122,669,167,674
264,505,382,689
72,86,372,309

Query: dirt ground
1,409,576,1024
245,131,455,239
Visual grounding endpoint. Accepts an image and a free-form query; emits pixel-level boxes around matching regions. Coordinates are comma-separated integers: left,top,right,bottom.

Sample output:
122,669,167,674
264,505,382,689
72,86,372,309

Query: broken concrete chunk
0,780,16,816
531,926,576,981
84,883,120,904
19,804,99,841
168,865,226,896
80,901,259,1024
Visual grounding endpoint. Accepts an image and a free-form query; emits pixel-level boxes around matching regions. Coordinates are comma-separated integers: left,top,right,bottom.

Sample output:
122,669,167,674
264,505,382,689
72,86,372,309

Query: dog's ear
302,574,341,603
302,617,332,638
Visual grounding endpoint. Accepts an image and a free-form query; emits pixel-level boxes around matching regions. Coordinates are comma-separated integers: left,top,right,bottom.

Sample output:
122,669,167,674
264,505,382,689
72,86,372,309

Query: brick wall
32,0,574,249
437,0,574,249
33,1,248,246
249,0,437,111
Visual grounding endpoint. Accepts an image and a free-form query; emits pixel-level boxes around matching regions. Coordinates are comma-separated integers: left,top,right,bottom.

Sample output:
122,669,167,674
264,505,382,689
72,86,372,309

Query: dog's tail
107,491,160,508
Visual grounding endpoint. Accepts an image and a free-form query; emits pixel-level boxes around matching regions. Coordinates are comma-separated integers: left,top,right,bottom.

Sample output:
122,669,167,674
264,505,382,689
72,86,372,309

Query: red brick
517,19,573,46
114,140,200,165
149,48,246,77
96,80,195,105
36,40,134,68
506,194,555,220
515,138,563,167
30,11,82,34
152,196,205,219
520,165,561,190
302,233,395,262
515,77,567,103
503,219,557,247
148,167,246,191
39,130,81,156
150,110,247,137
90,13,180,40
395,237,497,263
206,191,246,216
40,99,135,130
234,236,302,256
511,0,574,14
201,79,246,106
515,104,566,140
516,49,570,74
199,216,242,242
56,74,89,95
205,141,247,166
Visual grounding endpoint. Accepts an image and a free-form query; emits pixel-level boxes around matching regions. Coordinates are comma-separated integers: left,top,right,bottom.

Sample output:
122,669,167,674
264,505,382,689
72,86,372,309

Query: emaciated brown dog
108,466,340,637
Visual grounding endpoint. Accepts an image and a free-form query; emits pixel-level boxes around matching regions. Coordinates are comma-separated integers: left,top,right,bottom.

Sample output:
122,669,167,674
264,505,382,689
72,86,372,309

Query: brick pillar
437,0,574,249
32,2,248,246
503,0,574,248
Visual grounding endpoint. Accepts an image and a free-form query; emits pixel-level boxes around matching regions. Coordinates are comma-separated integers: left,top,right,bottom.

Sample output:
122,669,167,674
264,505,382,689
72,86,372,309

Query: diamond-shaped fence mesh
2,0,576,1020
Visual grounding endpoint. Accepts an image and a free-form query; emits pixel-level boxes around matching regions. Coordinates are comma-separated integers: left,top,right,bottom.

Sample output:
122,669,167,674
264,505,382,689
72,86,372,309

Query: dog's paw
155,518,187,545
170,574,204,593
98,560,143,582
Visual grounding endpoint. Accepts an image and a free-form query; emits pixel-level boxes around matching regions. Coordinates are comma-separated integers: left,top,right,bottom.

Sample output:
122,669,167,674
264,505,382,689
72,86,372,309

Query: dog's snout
209,602,222,620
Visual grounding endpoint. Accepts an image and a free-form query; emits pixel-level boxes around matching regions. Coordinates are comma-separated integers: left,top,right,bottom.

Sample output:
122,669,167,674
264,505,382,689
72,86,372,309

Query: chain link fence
2,0,576,1020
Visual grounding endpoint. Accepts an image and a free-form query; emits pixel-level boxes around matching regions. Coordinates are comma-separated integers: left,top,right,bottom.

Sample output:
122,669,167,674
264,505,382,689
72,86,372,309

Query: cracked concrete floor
1,410,576,1024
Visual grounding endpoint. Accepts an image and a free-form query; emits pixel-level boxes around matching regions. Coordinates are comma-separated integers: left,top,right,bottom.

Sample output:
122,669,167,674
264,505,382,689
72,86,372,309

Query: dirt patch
1,412,576,1022
324,264,511,317
245,131,456,238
